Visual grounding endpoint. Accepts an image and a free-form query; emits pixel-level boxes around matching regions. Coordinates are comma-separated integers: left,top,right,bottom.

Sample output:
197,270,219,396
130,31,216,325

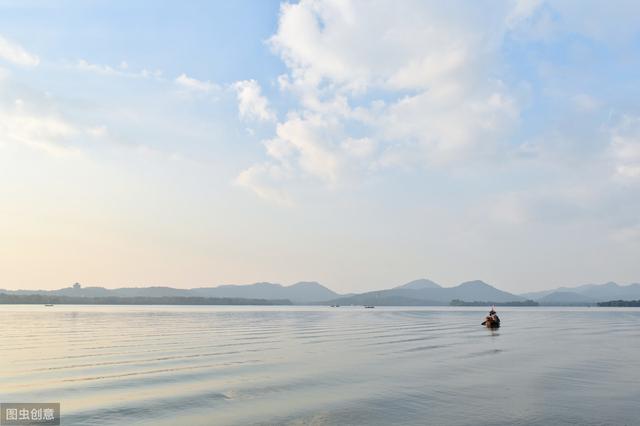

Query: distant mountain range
0,281,339,304
520,282,640,305
321,280,524,306
1,279,638,306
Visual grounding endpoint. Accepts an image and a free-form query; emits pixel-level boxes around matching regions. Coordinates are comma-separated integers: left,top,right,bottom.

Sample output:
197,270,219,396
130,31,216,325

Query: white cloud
76,59,120,75
175,73,218,92
233,0,640,215
342,137,375,159
377,83,519,165
610,115,640,181
273,114,342,183
269,1,520,92
233,79,276,122
238,0,528,202
76,59,163,79
87,125,108,138
0,99,79,156
0,35,39,67
235,163,293,206
238,113,344,191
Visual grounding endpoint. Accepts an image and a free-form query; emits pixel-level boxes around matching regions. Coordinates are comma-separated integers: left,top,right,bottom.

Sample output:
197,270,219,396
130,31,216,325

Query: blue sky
1,0,639,292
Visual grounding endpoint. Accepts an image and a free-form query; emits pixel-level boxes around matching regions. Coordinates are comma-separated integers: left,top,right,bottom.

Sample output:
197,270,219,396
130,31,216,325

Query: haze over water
2,306,639,425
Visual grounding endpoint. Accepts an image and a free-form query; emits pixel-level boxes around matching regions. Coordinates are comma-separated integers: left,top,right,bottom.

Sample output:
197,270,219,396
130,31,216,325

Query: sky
1,0,639,293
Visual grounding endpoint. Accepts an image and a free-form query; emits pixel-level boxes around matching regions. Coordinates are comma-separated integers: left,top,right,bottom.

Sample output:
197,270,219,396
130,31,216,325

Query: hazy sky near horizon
1,0,639,293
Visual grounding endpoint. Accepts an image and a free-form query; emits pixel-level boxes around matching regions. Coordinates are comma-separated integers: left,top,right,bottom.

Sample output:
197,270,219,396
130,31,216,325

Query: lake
1,306,639,425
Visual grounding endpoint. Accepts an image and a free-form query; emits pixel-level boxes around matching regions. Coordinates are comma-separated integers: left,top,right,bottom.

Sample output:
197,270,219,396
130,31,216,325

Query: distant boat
364,306,375,309
330,305,340,307
44,304,54,307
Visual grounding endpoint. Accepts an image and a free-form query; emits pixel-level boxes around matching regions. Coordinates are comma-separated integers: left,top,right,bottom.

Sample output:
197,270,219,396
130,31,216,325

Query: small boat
364,305,375,309
330,305,340,307
482,317,500,328
481,306,500,328
44,304,54,307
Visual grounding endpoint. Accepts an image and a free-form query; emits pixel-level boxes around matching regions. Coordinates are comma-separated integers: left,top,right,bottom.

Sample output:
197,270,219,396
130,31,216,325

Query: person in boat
482,307,500,327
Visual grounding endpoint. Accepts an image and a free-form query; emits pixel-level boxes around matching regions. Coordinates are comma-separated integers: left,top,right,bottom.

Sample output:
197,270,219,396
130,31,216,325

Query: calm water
1,306,639,425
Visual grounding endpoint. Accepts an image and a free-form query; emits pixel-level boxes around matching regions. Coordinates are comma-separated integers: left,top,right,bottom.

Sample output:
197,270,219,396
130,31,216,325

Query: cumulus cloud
282,115,346,182
342,137,375,159
269,1,522,92
0,35,39,67
233,0,640,212
237,0,527,202
377,83,519,165
233,79,276,122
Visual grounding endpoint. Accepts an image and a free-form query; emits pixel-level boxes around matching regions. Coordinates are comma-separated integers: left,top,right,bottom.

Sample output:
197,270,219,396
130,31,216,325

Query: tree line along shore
0,293,292,305
596,300,640,307
1,292,638,306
